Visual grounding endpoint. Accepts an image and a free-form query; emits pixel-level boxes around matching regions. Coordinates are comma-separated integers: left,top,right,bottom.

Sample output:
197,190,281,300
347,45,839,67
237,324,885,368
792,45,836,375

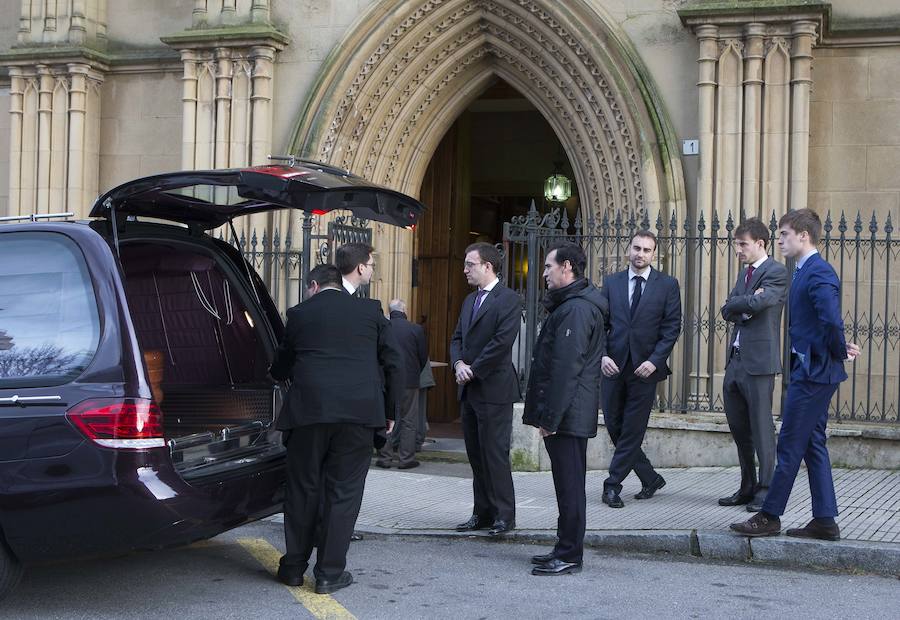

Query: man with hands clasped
450,243,523,537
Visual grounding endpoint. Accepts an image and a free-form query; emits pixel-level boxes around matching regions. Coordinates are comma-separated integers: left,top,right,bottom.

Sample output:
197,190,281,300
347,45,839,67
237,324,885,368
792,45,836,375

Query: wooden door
413,117,471,422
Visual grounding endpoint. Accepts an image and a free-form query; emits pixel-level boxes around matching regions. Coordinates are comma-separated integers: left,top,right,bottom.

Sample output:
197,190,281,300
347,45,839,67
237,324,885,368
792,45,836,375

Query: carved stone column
680,3,828,219
162,8,287,263
789,21,817,212
2,1,107,218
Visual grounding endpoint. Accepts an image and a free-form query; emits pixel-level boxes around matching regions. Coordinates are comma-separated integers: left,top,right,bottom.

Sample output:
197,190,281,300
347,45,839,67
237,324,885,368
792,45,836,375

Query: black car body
0,163,424,596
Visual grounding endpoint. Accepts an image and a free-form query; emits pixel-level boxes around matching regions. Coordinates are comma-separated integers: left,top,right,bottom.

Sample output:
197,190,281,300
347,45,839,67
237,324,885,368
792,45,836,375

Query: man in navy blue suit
731,209,859,541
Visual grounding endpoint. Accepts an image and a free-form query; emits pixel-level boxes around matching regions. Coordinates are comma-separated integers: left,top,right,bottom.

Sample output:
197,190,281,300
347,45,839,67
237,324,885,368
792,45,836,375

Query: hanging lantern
544,172,572,202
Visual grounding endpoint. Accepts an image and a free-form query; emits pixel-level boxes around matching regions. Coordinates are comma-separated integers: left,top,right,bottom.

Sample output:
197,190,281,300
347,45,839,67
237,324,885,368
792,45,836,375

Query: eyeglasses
364,262,376,269
464,261,484,269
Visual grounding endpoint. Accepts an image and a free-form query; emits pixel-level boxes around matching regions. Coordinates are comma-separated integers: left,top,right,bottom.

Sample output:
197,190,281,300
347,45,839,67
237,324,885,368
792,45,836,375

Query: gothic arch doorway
289,0,687,420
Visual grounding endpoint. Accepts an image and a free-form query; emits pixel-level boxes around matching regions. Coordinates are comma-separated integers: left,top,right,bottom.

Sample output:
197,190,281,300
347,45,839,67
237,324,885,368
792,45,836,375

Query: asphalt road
3,519,898,619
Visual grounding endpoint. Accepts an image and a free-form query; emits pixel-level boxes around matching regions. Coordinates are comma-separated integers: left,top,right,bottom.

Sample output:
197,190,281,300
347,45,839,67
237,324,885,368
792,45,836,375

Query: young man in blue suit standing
731,209,860,541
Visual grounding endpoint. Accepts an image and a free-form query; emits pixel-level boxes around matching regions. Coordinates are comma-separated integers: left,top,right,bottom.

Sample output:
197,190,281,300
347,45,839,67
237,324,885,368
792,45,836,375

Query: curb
350,526,900,577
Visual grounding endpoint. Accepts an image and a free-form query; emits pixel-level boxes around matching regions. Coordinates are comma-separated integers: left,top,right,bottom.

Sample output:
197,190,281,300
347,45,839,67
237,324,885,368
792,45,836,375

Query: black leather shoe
718,491,754,506
456,515,491,531
786,519,841,541
531,558,582,576
277,564,304,587
730,512,781,537
350,532,363,542
315,571,353,594
375,459,393,468
397,460,420,470
602,489,624,508
634,475,666,500
746,500,764,512
531,552,557,565
488,520,515,536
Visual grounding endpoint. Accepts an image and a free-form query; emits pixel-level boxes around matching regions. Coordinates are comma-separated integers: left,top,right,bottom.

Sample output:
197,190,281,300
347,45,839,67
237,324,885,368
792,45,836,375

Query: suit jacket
787,253,848,384
721,257,788,375
389,310,429,389
449,282,523,404
270,288,402,429
600,267,682,383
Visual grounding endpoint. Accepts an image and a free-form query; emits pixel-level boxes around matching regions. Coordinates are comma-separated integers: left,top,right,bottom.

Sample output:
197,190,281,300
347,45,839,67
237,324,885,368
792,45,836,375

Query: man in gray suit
719,218,787,512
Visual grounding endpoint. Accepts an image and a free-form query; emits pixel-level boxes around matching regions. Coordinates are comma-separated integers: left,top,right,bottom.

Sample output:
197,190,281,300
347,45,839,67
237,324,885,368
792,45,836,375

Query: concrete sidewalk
349,465,900,575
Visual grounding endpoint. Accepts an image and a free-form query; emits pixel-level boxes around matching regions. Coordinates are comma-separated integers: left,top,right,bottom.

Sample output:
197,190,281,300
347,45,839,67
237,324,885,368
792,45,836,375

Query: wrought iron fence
502,202,899,426
221,213,373,313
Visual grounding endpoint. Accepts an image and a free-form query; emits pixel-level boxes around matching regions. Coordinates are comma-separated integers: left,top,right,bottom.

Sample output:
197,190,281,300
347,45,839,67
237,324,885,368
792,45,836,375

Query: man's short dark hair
734,217,770,248
632,230,657,249
465,242,502,276
778,208,822,244
335,242,374,276
307,264,341,288
547,241,586,279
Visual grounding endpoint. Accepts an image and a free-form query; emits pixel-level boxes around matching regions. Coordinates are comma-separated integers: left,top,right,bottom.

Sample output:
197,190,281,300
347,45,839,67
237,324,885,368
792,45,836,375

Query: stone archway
289,0,686,301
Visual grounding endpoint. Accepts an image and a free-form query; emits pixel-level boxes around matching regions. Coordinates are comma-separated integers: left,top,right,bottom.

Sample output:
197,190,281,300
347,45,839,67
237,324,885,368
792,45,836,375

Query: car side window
0,232,101,388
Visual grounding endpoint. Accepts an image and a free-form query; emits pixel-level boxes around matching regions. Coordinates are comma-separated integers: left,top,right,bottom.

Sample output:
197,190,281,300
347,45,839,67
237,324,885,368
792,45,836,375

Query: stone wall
98,72,182,193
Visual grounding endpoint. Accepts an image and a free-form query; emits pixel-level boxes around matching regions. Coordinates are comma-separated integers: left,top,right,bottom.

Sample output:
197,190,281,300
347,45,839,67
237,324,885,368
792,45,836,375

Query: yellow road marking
237,537,357,620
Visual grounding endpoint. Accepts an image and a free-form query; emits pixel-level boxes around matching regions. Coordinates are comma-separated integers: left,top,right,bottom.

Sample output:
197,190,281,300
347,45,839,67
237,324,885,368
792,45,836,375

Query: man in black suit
719,218,787,512
450,242,522,537
600,230,681,508
269,263,401,595
376,298,428,469
336,242,376,296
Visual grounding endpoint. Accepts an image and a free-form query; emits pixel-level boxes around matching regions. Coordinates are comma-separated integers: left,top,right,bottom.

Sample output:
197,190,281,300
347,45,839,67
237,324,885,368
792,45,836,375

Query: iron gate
503,201,900,426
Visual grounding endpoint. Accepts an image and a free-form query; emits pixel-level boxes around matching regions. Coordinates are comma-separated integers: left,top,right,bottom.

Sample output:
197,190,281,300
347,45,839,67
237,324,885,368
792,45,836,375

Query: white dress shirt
342,277,356,295
628,265,651,304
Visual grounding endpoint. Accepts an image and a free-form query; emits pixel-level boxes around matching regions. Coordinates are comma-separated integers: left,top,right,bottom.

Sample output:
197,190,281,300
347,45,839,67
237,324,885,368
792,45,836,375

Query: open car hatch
89,162,425,229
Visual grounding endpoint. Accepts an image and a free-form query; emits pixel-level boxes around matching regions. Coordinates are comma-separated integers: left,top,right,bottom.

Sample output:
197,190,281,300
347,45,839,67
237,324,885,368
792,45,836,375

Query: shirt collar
342,277,357,295
628,265,652,280
796,248,818,271
480,277,499,293
750,255,768,269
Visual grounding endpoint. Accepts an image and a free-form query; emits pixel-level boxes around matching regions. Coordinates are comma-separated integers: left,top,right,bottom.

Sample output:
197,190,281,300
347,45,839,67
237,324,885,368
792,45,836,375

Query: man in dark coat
450,242,522,537
599,230,681,508
376,298,428,469
269,263,401,594
523,242,608,576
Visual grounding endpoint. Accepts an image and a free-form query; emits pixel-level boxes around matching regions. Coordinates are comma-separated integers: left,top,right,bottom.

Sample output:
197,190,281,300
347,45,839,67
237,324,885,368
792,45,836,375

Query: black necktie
631,275,643,316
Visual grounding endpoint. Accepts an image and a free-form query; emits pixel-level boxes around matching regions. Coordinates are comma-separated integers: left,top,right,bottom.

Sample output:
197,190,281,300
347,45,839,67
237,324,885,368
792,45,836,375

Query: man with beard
599,231,681,508
523,241,607,576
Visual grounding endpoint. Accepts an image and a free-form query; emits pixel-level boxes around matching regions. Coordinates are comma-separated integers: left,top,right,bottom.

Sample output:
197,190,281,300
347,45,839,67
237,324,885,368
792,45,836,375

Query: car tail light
66,398,165,449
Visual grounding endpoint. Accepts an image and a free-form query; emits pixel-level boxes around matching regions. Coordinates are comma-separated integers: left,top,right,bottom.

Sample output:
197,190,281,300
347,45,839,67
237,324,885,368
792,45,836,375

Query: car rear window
0,232,101,388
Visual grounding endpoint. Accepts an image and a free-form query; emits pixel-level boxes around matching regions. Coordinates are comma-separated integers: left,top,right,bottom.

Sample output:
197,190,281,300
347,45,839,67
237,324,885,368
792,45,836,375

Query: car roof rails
0,212,75,224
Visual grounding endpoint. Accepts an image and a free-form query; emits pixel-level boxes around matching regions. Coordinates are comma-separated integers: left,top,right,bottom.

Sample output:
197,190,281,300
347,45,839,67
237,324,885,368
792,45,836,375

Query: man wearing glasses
336,242,377,297
451,242,523,537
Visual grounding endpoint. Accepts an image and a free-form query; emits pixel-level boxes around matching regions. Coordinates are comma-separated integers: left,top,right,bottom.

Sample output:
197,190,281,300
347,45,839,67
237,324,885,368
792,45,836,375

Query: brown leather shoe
786,520,840,541
729,512,781,537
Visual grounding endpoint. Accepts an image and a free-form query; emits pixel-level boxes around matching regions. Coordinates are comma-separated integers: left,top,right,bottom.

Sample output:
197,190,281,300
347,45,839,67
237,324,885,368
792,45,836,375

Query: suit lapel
618,270,631,319
468,285,499,332
631,268,658,320
461,290,475,334
745,257,770,292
